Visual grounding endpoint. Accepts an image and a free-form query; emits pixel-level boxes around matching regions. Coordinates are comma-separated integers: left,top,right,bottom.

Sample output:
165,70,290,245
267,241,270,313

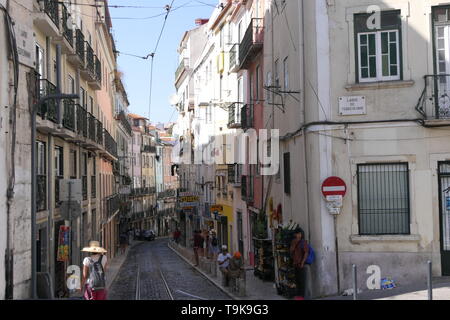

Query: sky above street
108,0,215,124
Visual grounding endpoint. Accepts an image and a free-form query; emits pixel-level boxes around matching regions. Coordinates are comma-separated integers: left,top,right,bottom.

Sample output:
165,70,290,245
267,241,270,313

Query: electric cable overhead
148,0,176,121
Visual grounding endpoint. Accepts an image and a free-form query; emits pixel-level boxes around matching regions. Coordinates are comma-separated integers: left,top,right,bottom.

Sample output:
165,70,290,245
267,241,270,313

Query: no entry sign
322,176,347,197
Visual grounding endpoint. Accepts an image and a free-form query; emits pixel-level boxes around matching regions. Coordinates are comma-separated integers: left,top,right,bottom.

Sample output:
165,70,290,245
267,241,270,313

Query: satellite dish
169,94,179,106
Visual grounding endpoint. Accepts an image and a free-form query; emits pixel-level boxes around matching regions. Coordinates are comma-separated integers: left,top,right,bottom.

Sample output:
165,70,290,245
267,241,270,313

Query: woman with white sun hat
80,241,108,300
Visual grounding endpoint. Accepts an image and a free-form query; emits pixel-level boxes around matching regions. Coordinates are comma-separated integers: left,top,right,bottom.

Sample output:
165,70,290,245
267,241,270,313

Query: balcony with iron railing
131,187,157,197
35,0,60,36
37,174,47,212
62,99,75,131
142,145,157,153
95,56,102,82
82,176,88,201
175,58,189,84
103,129,118,159
60,3,73,48
91,175,96,198
43,0,59,26
157,189,176,199
240,104,254,130
81,41,95,82
116,111,132,136
88,113,96,141
96,119,103,145
241,175,254,202
67,28,85,67
76,104,88,139
106,194,120,218
55,176,62,207
416,74,450,122
229,43,240,73
241,175,247,199
239,18,264,70
228,102,244,128
37,79,58,123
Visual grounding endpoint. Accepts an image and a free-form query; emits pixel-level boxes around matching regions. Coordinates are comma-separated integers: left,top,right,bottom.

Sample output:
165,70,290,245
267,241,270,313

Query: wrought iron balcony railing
229,43,239,72
116,111,132,135
96,119,103,145
95,55,102,83
91,175,96,198
239,18,264,69
241,174,254,201
104,129,118,158
85,41,95,76
175,58,188,81
62,99,75,131
37,174,47,212
228,164,237,184
88,113,96,141
416,74,450,120
228,102,244,128
131,187,157,196
241,175,247,199
141,145,156,153
42,0,59,28
106,194,120,218
75,29,85,63
76,104,88,138
157,189,176,199
38,79,58,123
55,176,62,207
240,104,254,130
82,176,88,200
61,3,73,46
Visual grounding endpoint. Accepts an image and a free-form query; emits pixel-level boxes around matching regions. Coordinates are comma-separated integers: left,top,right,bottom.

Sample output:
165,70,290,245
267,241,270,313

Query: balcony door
435,19,450,117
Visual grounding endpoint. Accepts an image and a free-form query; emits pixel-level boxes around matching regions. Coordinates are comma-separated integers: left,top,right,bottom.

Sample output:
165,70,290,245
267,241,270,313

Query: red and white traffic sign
321,176,347,198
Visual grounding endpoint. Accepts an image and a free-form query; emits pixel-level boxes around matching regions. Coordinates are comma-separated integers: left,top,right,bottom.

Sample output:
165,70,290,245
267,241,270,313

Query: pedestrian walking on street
290,228,309,300
119,232,127,255
174,228,181,244
209,230,219,260
202,229,209,257
192,230,203,266
217,245,232,287
80,241,108,300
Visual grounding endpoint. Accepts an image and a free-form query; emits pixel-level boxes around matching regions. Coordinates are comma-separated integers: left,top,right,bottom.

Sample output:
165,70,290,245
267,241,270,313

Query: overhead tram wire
74,1,213,20
148,0,176,121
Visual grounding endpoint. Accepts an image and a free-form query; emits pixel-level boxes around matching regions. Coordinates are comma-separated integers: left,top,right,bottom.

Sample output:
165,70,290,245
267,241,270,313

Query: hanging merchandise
275,224,302,298
57,226,70,262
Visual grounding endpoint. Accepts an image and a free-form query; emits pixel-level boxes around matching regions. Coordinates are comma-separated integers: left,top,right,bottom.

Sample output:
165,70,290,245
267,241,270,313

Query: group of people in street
190,229,220,266
77,226,310,300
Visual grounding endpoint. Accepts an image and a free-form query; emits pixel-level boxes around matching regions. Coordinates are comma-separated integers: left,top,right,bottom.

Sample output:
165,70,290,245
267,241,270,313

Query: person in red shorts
80,241,108,300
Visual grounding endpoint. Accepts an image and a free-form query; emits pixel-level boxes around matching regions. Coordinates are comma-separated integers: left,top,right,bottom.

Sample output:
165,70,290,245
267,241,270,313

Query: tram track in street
109,239,230,300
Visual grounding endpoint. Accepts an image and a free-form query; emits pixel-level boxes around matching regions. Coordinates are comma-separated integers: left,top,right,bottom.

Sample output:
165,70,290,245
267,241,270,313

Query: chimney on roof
195,18,209,26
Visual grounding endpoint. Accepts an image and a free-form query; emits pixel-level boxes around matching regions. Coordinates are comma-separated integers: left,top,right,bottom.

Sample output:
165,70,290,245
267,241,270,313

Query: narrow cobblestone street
109,239,231,300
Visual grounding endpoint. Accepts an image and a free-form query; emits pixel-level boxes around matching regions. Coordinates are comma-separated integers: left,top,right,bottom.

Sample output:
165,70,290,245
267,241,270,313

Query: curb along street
167,241,238,300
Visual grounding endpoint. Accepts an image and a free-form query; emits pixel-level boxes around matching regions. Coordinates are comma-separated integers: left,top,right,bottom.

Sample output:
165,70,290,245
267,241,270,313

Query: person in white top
80,241,108,300
217,245,232,286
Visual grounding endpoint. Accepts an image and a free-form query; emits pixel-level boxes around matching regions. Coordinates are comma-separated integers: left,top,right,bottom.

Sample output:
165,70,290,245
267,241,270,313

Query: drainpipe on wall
3,0,16,300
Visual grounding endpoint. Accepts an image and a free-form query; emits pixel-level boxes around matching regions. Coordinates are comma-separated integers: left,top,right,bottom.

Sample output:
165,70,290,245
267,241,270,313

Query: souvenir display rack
253,238,275,281
275,225,299,298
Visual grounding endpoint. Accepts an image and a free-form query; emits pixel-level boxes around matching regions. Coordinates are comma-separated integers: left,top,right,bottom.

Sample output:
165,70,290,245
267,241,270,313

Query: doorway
438,162,450,275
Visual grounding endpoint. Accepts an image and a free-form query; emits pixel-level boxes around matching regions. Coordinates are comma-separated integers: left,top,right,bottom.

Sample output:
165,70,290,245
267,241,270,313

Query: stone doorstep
167,242,246,299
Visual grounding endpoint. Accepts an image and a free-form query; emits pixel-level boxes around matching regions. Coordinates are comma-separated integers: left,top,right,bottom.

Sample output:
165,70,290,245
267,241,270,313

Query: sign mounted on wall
322,177,347,197
322,177,347,215
339,96,366,116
